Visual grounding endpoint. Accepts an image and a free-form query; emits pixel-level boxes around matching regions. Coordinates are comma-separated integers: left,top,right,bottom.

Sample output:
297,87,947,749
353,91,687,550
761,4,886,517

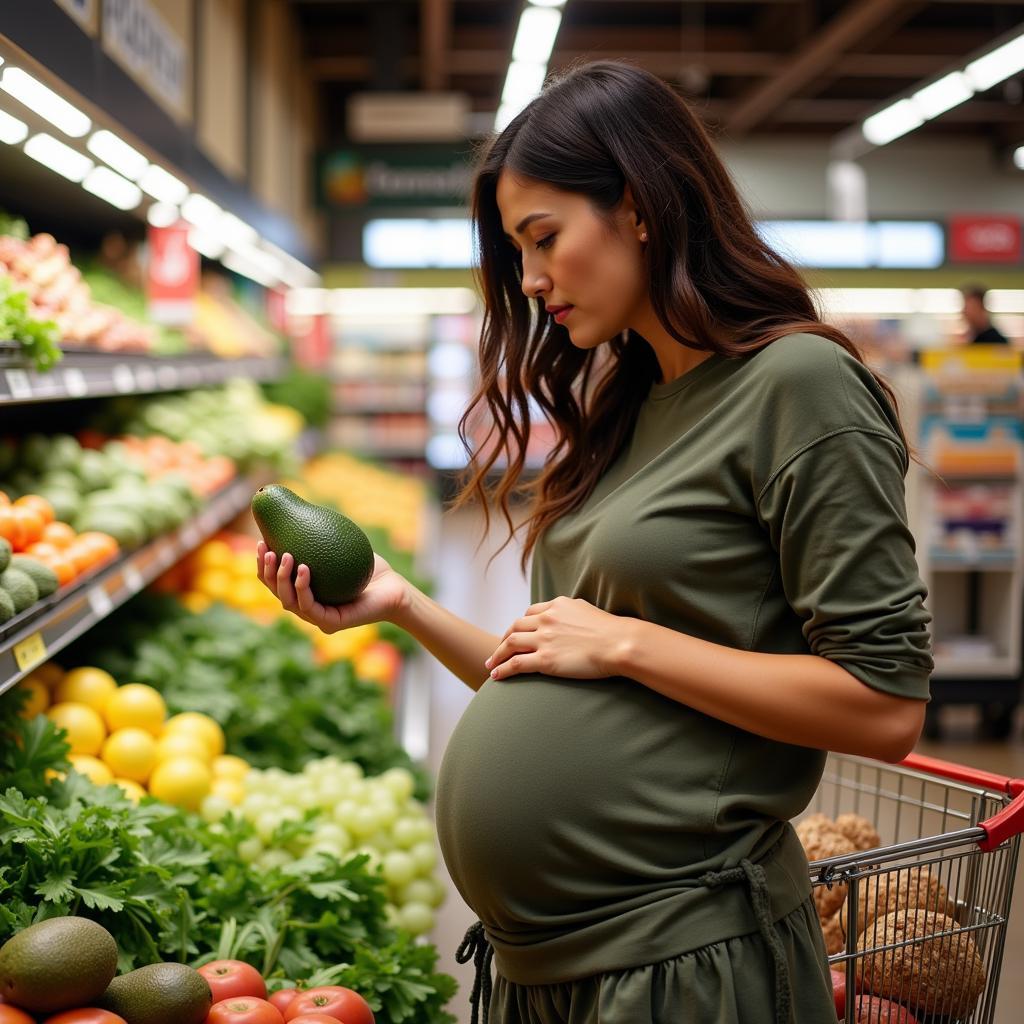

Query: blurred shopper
962,284,1009,344
258,61,932,1024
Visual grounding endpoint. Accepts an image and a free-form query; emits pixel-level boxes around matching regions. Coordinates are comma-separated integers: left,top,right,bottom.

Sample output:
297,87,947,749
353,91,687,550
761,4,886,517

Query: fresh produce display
65,596,428,794
799,811,987,1021
206,756,444,937
251,485,375,606
0,693,456,1023
0,274,61,373
0,233,156,355
261,369,331,431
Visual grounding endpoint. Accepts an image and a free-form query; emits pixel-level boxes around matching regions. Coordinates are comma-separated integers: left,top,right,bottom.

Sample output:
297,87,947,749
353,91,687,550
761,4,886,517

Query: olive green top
435,333,933,986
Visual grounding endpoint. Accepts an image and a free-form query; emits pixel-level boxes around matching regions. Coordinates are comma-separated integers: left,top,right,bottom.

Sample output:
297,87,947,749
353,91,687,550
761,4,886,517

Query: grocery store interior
1,2,1024,1023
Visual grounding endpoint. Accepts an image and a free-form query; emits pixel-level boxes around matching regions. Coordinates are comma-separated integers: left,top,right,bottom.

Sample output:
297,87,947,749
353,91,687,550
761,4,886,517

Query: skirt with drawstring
463,895,837,1024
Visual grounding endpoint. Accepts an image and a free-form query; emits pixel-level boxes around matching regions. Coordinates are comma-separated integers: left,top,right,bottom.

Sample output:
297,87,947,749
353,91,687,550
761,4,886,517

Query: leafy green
0,212,29,240
262,367,332,428
0,276,62,372
67,595,431,799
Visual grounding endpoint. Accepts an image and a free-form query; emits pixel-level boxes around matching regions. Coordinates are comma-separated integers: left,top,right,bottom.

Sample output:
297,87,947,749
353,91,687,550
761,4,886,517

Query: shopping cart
801,752,1024,1024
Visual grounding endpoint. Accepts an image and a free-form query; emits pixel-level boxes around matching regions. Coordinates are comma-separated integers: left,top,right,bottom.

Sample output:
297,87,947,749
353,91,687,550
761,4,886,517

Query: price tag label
5,369,32,400
113,364,135,393
122,563,144,592
63,367,88,397
13,632,46,672
135,365,158,392
88,586,113,617
156,365,179,390
182,366,202,388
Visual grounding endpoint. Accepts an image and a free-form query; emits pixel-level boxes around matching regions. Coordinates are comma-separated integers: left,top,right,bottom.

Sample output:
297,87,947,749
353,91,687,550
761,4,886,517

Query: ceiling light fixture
87,128,149,180
965,31,1024,92
1,67,92,137
181,192,222,228
0,108,28,145
82,166,143,210
23,132,93,182
139,164,189,205
146,202,180,227
513,7,562,65
912,71,974,120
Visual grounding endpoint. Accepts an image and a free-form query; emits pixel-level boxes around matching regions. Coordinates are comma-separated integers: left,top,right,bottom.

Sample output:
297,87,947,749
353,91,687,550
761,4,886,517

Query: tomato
0,1006,35,1024
42,1011,128,1024
268,990,301,1014
853,996,919,1024
287,1017,341,1024
199,960,268,1002
830,968,847,1019
285,987,374,1024
205,997,284,1024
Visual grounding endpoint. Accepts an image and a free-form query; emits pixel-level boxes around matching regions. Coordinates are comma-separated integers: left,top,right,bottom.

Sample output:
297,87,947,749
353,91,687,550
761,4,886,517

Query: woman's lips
554,306,574,324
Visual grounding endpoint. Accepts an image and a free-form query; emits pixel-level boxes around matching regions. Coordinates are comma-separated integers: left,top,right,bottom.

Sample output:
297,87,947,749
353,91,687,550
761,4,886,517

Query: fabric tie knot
456,920,494,1024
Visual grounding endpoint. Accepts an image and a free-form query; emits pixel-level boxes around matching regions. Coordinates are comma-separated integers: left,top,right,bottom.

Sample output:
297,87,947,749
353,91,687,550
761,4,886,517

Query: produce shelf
0,345,287,406
0,474,261,696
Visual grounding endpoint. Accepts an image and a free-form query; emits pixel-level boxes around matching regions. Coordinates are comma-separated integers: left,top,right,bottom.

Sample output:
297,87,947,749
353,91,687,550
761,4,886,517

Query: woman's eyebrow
503,212,552,239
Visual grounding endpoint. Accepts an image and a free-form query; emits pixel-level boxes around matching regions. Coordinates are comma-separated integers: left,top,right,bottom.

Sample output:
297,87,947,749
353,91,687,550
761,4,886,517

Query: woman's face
495,171,648,349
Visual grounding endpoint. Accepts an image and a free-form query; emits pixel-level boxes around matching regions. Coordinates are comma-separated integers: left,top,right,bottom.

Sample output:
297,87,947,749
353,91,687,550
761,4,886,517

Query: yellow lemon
156,731,212,764
210,777,245,805
26,662,65,690
68,754,114,786
164,712,225,758
55,666,119,713
194,540,234,572
212,754,250,781
232,551,256,577
232,578,267,611
180,592,212,614
16,676,50,718
48,702,106,755
193,569,234,603
148,757,212,811
113,778,148,803
104,684,167,736
102,727,158,783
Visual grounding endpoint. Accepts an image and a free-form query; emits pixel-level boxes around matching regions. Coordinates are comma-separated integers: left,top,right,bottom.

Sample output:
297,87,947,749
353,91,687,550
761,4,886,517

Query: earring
640,232,648,242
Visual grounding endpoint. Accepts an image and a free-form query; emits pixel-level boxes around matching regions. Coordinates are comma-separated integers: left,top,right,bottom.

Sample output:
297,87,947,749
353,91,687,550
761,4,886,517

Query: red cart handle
901,752,1024,852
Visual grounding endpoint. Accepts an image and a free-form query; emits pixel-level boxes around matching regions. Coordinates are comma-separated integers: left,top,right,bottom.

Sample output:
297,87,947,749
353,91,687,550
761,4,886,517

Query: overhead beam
421,0,452,91
724,0,913,137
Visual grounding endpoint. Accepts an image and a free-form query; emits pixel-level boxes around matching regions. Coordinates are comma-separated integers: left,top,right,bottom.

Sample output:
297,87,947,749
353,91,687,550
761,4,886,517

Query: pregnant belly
434,674,733,933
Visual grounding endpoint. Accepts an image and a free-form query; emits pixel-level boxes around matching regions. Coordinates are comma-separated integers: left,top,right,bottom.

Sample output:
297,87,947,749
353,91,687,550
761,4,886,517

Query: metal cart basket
801,752,1024,1023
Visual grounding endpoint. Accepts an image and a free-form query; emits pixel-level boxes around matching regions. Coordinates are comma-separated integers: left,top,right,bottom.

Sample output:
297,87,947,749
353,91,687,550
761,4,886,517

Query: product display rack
905,346,1024,738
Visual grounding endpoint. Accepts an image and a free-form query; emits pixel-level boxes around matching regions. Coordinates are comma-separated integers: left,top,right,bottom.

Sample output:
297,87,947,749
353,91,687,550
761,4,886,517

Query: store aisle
425,503,1024,1024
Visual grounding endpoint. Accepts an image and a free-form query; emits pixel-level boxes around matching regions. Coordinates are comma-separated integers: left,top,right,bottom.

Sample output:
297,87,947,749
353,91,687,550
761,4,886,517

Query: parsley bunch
0,276,62,373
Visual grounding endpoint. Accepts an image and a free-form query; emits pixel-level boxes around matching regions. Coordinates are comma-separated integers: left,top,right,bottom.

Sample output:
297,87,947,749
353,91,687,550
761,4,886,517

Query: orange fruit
77,531,119,558
24,541,62,562
0,490,9,505
65,542,98,574
9,506,44,550
41,521,77,548
14,494,55,525
39,554,76,586
0,507,18,546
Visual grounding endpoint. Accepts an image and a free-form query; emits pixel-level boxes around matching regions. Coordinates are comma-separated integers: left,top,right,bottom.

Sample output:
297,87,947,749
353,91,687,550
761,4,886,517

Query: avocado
0,567,39,613
0,537,10,574
10,556,59,598
0,915,118,1013
99,962,212,1024
251,484,375,605
0,589,14,624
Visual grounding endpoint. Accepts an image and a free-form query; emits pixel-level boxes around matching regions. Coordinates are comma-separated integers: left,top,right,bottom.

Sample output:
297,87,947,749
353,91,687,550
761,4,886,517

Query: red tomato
285,987,374,1024
830,968,847,1019
199,960,268,1002
268,990,302,1014
853,996,919,1024
43,1012,128,1024
287,1018,341,1024
0,1006,35,1024
205,997,284,1024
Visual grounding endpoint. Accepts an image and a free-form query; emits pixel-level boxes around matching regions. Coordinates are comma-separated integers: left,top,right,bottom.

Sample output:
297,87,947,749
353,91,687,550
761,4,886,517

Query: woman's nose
521,270,550,300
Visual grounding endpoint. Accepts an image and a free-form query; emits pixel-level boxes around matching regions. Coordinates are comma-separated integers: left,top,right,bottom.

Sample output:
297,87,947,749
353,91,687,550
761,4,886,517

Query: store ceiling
290,0,1024,147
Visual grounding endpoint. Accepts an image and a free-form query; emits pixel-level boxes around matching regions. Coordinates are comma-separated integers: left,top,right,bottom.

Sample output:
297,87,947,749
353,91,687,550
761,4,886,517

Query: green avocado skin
251,484,375,605
99,962,212,1024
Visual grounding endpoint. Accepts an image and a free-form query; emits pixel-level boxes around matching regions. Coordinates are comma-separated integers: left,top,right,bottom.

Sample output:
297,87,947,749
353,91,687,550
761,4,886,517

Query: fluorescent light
0,109,28,145
513,7,562,65
1,67,91,137
287,288,328,316
87,129,148,180
329,287,477,316
23,132,93,182
181,192,222,228
139,164,189,204
82,166,143,210
222,250,275,288
913,71,973,120
146,202,179,227
986,290,1024,313
1014,146,1024,170
965,31,1024,92
495,104,521,132
218,212,258,248
502,61,547,109
528,0,566,7
862,98,924,146
188,228,225,260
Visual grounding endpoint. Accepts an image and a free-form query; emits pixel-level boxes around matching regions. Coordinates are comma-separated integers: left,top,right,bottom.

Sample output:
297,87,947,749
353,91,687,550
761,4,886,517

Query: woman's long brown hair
451,60,912,573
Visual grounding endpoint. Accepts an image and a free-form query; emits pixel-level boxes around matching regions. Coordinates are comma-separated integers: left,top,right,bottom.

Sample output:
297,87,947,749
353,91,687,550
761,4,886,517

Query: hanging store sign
102,0,190,122
54,0,99,35
948,216,1022,264
319,146,474,209
290,314,331,370
147,221,199,325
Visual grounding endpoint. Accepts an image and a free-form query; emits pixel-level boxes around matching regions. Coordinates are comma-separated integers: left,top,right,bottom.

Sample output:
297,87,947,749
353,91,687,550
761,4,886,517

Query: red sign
266,288,288,333
949,216,1022,264
147,222,199,325
291,313,331,369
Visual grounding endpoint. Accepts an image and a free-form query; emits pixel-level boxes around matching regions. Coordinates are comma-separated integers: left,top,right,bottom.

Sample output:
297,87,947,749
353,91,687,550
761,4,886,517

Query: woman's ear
621,183,645,238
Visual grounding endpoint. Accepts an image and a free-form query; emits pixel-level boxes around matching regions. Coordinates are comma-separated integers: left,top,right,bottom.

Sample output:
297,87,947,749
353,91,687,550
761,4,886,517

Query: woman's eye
535,234,555,251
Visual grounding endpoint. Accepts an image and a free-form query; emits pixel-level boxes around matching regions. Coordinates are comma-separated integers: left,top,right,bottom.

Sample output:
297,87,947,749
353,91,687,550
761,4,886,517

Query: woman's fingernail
484,658,491,668
490,669,498,678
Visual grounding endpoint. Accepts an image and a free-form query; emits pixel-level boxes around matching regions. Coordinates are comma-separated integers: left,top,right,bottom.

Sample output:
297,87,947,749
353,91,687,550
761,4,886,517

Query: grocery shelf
932,655,1021,679
0,474,260,696
0,345,287,406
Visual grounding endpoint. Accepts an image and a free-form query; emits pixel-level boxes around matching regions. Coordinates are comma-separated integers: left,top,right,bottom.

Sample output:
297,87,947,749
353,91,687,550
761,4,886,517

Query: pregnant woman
258,61,933,1024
